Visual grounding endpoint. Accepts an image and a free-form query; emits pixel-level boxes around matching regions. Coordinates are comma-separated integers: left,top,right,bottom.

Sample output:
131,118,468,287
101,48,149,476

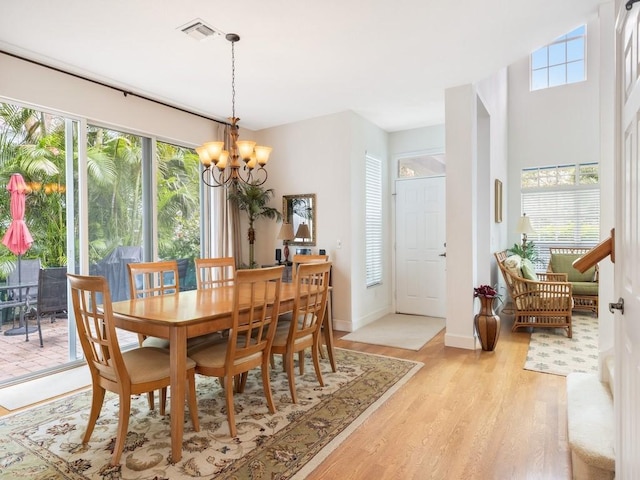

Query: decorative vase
474,295,500,351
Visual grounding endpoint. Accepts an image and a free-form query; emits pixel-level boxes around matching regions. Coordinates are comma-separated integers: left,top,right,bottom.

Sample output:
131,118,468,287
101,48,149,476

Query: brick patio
0,313,137,385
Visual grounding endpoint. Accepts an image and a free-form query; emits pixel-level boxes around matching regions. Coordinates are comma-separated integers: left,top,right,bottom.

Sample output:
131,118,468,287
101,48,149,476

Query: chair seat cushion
117,347,196,384
571,281,599,296
188,337,260,369
142,332,225,350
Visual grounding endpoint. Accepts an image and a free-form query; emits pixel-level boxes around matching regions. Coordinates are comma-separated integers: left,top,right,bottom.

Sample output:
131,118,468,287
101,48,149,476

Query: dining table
110,279,334,462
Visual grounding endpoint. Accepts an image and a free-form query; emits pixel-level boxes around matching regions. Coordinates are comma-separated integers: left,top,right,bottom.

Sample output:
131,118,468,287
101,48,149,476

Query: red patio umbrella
2,173,34,283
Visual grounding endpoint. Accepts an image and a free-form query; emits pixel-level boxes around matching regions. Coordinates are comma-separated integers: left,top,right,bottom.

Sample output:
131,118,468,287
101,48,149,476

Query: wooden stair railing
572,228,615,273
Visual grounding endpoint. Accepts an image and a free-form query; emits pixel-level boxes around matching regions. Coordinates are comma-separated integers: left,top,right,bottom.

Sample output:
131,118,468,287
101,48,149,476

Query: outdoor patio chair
24,267,68,347
1,258,41,340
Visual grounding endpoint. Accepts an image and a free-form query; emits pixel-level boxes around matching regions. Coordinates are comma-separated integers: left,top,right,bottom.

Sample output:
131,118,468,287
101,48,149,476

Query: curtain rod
0,49,230,127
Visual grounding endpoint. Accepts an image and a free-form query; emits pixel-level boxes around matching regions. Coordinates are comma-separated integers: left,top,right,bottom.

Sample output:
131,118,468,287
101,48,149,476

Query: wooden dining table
110,280,333,462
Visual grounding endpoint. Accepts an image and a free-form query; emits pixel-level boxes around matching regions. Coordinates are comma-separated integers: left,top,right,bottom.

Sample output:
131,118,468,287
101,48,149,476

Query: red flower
474,285,497,297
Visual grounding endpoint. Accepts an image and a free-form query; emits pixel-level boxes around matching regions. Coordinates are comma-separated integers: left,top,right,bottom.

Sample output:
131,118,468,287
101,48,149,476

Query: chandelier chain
231,39,236,119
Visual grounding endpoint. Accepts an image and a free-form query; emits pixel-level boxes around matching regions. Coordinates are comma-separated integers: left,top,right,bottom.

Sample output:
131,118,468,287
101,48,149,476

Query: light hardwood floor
311,316,570,480
0,314,570,479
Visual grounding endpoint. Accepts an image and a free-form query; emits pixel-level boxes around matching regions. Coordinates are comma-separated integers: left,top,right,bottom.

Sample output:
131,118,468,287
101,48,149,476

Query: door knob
609,297,624,314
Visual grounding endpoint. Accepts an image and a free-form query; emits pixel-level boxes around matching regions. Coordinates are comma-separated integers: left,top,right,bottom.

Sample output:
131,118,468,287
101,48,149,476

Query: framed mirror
283,194,316,246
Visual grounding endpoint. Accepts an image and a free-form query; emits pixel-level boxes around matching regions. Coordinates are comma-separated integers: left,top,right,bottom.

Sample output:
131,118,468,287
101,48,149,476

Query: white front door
616,5,640,477
395,176,446,317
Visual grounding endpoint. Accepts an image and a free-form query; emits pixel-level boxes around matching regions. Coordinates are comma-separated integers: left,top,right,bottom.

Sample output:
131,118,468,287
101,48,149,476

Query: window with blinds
365,155,383,287
521,163,599,269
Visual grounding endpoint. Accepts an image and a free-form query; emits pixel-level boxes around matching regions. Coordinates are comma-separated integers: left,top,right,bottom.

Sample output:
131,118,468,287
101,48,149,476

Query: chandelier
196,33,272,187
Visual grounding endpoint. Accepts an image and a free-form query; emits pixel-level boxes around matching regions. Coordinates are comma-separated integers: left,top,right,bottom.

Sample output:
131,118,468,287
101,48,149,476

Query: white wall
255,111,390,332
508,12,615,363
0,53,215,146
444,67,508,350
507,16,601,248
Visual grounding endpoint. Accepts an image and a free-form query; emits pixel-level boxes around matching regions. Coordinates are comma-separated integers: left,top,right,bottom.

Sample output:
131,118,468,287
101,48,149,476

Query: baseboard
444,332,476,350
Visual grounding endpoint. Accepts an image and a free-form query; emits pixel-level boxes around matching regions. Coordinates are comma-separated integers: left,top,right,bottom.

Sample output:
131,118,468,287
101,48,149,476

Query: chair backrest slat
68,274,127,385
289,262,331,340
228,266,283,364
291,254,329,282
195,257,236,289
127,260,179,299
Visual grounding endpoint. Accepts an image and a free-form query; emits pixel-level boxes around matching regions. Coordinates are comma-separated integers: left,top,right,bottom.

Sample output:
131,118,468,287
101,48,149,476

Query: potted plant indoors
228,182,281,268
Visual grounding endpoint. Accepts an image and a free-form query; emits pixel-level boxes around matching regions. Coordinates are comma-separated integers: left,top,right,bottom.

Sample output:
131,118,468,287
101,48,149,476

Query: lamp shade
295,223,311,240
277,223,295,241
516,215,536,234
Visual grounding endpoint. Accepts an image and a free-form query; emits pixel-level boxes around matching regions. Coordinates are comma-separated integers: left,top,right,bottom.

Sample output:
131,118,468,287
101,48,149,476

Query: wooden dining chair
67,273,200,465
271,261,331,404
195,257,236,289
187,265,284,437
127,260,179,350
289,254,336,372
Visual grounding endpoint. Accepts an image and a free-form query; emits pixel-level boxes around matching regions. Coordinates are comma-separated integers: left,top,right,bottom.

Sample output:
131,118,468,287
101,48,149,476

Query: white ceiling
0,0,605,132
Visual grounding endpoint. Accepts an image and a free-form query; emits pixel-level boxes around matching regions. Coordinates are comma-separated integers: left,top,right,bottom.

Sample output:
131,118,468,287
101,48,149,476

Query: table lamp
516,213,536,253
277,223,295,264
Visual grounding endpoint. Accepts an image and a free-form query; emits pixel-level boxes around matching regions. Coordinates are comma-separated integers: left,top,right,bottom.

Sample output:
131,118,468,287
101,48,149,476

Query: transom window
531,25,586,91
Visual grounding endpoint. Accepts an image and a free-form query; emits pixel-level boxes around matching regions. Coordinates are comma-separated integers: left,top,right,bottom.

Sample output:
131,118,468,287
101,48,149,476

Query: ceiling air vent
179,19,222,41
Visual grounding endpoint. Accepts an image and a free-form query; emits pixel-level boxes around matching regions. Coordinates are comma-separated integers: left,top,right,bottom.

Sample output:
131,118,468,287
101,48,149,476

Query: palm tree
228,182,281,268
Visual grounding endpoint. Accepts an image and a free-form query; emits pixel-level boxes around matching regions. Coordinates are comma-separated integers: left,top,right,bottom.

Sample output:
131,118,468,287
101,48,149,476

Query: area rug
0,348,421,479
524,314,599,376
342,313,445,350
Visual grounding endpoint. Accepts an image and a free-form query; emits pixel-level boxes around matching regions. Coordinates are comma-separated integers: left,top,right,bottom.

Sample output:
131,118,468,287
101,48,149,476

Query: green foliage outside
0,103,201,279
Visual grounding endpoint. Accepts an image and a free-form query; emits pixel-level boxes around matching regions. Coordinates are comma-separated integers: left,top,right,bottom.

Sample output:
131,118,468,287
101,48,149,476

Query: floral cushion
504,254,522,278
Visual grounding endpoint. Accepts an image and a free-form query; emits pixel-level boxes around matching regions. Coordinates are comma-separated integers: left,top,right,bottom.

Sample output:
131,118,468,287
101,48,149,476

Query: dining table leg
169,326,187,463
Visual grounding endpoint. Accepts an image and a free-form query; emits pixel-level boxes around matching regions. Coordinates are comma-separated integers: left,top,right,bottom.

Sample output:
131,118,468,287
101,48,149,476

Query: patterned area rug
0,349,421,479
524,314,599,376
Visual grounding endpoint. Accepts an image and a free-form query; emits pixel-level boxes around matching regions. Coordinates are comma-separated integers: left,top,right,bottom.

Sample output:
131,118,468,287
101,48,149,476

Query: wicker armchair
495,251,573,338
547,247,599,315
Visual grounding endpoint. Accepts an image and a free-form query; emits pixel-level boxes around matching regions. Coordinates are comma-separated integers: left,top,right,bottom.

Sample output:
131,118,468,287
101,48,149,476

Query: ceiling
0,0,605,132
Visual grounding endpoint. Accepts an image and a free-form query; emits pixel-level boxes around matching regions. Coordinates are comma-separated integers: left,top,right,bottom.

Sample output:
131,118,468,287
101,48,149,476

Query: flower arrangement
474,284,498,298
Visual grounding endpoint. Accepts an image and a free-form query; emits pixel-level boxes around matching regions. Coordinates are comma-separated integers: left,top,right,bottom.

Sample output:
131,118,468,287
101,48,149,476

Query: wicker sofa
547,247,599,315
495,251,573,338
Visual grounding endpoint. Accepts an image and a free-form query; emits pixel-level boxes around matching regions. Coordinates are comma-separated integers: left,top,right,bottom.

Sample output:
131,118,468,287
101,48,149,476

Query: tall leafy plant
228,182,281,268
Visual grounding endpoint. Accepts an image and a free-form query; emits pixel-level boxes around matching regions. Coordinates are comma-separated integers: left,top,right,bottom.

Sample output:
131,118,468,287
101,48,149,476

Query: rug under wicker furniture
524,314,599,376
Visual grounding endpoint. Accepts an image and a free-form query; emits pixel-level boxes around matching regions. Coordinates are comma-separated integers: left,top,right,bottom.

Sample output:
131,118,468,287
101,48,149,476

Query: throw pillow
521,258,538,281
504,254,523,278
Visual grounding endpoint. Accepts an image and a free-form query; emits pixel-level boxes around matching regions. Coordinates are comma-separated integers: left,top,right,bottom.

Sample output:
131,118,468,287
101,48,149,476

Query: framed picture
495,179,503,223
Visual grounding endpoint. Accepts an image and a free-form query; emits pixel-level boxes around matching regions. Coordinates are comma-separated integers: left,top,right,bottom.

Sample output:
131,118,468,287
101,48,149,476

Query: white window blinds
522,188,600,268
365,155,382,287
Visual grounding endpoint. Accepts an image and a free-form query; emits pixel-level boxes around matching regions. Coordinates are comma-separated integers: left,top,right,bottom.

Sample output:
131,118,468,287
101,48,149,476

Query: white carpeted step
566,372,615,480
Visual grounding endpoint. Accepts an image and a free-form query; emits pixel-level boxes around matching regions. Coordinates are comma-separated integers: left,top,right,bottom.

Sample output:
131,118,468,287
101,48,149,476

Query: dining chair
67,273,200,465
271,261,331,404
187,265,284,437
289,254,336,372
127,260,179,350
195,257,236,289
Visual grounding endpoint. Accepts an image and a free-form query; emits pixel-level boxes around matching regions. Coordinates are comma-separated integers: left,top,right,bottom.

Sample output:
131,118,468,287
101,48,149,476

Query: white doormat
342,314,445,351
